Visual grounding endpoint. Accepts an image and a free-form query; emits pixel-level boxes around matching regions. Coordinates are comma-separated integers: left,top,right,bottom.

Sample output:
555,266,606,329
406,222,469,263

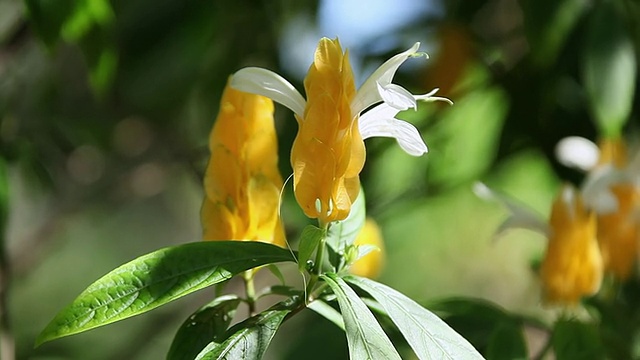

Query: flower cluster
476,136,640,306
201,38,446,277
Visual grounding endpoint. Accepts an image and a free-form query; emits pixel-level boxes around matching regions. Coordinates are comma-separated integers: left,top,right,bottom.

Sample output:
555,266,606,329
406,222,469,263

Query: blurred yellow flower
201,78,285,246
475,183,603,305
349,218,385,279
595,137,639,280
556,136,640,280
540,185,603,305
231,37,450,224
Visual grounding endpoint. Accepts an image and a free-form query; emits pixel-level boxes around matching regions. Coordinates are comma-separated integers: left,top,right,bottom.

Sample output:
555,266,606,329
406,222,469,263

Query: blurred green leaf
167,295,241,360
583,2,637,137
194,301,294,360
345,276,484,360
522,0,587,67
321,273,401,360
297,225,325,272
326,189,366,255
485,322,528,360
427,84,507,187
552,319,605,360
36,241,296,345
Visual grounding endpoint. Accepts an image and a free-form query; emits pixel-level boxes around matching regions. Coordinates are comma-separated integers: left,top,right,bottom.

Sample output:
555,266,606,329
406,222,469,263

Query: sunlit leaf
345,276,484,360
321,273,401,360
195,300,296,360
37,241,295,345
297,225,325,272
167,295,241,360
583,2,637,137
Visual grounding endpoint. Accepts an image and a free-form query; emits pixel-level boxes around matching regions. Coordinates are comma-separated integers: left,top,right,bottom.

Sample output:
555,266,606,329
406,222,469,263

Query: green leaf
485,322,527,360
583,2,637,137
552,319,604,360
167,295,241,360
345,276,483,360
326,188,366,254
195,300,295,360
307,299,345,331
321,273,401,360
37,241,295,346
297,225,326,272
521,0,587,67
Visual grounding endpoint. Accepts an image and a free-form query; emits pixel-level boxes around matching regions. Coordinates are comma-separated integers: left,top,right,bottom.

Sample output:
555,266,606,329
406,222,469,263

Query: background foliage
0,0,639,358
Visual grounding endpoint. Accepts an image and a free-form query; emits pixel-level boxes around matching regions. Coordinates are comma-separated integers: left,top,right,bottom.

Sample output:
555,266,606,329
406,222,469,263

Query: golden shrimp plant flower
474,183,603,305
556,136,640,280
201,78,286,246
231,37,450,224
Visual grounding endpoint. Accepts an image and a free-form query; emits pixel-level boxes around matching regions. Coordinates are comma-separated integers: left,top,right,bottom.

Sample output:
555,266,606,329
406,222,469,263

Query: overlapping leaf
345,275,484,359
322,273,401,360
167,295,241,360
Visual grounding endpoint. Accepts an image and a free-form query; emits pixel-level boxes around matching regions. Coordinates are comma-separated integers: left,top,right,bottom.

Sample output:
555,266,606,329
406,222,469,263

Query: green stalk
243,270,257,316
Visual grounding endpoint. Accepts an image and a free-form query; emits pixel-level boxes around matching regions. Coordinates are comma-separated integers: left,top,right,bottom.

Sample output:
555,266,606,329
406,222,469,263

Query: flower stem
305,221,328,302
243,270,257,316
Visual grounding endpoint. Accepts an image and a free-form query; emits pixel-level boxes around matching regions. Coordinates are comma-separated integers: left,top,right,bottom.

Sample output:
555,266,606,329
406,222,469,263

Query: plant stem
0,160,13,360
243,270,257,316
305,222,328,302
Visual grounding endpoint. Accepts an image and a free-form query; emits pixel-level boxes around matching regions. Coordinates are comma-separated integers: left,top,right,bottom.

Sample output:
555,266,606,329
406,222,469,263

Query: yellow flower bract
540,185,603,305
201,78,285,246
350,218,385,279
595,137,639,280
291,38,366,224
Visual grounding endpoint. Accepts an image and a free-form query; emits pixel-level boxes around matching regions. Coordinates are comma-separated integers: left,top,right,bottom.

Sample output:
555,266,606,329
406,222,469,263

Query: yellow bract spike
201,77,285,246
291,38,365,224
540,185,603,305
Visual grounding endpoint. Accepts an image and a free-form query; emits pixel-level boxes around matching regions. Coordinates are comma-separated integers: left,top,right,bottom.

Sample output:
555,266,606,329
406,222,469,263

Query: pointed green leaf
297,225,325,272
321,273,401,360
167,295,241,360
195,301,295,360
345,276,483,360
583,2,636,137
326,189,366,254
37,241,295,346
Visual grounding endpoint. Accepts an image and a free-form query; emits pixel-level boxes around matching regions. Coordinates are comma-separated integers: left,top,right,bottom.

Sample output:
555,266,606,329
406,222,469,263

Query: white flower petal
359,103,428,156
231,67,306,118
414,88,454,105
555,136,600,172
351,42,421,115
473,182,550,238
376,82,417,110
581,165,626,214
